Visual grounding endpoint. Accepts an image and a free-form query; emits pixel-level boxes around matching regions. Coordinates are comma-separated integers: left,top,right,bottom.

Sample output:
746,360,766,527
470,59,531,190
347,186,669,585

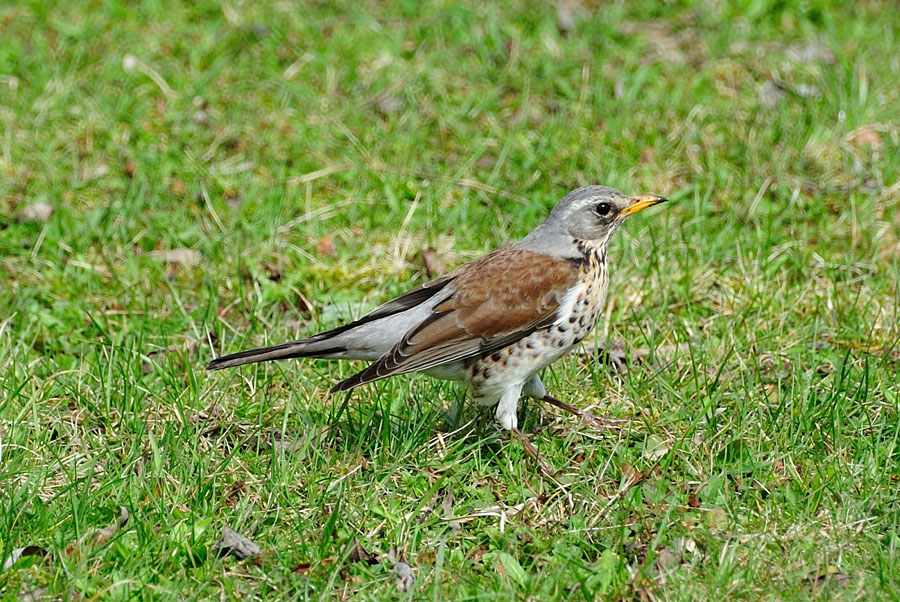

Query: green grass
2,0,900,599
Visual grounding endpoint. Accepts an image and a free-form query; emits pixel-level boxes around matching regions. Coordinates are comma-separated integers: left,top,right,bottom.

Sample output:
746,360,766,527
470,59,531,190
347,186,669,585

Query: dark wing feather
207,275,453,370
331,247,577,392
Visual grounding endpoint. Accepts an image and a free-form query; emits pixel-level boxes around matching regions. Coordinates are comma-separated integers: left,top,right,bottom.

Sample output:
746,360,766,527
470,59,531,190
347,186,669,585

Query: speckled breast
566,247,610,343
465,246,610,402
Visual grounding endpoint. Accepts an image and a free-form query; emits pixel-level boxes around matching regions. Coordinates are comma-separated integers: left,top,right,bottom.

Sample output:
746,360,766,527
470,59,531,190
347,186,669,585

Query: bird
207,185,667,472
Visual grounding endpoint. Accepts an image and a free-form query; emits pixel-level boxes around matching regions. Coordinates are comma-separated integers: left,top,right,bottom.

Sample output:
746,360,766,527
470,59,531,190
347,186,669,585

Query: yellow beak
619,194,668,217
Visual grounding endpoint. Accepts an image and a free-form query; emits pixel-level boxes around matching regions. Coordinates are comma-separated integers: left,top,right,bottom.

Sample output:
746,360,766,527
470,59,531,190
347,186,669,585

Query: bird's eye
594,202,613,216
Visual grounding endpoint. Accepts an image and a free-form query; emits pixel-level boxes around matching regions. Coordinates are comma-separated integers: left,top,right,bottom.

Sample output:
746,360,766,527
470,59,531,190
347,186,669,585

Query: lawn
2,0,899,599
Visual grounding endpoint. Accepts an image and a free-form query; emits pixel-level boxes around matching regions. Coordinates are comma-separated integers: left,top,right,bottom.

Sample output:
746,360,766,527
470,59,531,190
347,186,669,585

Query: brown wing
331,247,578,392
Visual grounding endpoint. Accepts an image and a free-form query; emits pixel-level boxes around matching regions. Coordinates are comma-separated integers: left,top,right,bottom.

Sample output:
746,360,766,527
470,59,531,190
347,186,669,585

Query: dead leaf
347,538,377,565
688,490,700,509
82,163,109,181
15,202,54,223
620,22,691,64
94,506,129,545
655,547,679,572
556,0,576,35
270,429,305,454
17,587,47,602
620,462,644,489
475,155,495,169
315,236,337,258
706,507,728,532
441,487,462,534
637,342,691,363
224,189,243,208
293,561,312,574
2,545,46,570
580,340,689,371
262,261,282,281
794,83,821,98
169,178,186,195
642,434,670,462
672,537,697,558
391,561,415,592
471,547,488,563
224,480,247,507
785,41,836,65
375,95,403,118
421,248,446,277
577,340,628,372
224,137,246,153
600,341,628,372
816,363,833,376
142,338,200,373
249,24,270,39
240,426,329,457
440,487,453,515
848,125,882,149
190,406,224,427
803,567,852,589
759,80,784,109
148,248,201,267
213,525,260,560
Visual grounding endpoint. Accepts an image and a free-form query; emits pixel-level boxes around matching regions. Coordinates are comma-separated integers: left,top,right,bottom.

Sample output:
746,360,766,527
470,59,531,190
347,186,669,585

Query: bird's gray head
521,185,667,254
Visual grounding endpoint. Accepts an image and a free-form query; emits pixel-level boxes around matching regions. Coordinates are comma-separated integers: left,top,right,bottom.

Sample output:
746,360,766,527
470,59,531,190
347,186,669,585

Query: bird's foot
511,428,554,477
540,394,630,430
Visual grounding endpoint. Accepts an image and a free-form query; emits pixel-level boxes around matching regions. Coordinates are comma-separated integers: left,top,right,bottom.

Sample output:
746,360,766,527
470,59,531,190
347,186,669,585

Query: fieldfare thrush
208,185,667,471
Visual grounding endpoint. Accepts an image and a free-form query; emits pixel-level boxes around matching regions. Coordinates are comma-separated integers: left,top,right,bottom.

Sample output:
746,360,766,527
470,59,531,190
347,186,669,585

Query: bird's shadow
319,381,520,465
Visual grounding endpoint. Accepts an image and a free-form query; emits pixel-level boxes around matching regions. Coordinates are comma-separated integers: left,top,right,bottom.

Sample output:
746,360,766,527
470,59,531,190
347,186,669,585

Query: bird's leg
523,375,629,430
495,383,553,476
511,428,554,476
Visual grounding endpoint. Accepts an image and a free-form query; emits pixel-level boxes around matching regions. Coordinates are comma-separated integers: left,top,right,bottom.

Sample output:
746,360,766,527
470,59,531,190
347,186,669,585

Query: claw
512,428,555,476
541,395,630,431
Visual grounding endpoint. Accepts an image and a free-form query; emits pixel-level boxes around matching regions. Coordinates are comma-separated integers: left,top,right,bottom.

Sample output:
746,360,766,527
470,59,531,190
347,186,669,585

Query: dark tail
206,340,346,371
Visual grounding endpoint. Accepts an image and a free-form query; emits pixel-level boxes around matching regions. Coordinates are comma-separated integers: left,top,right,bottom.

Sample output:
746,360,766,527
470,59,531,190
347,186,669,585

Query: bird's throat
572,239,608,273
